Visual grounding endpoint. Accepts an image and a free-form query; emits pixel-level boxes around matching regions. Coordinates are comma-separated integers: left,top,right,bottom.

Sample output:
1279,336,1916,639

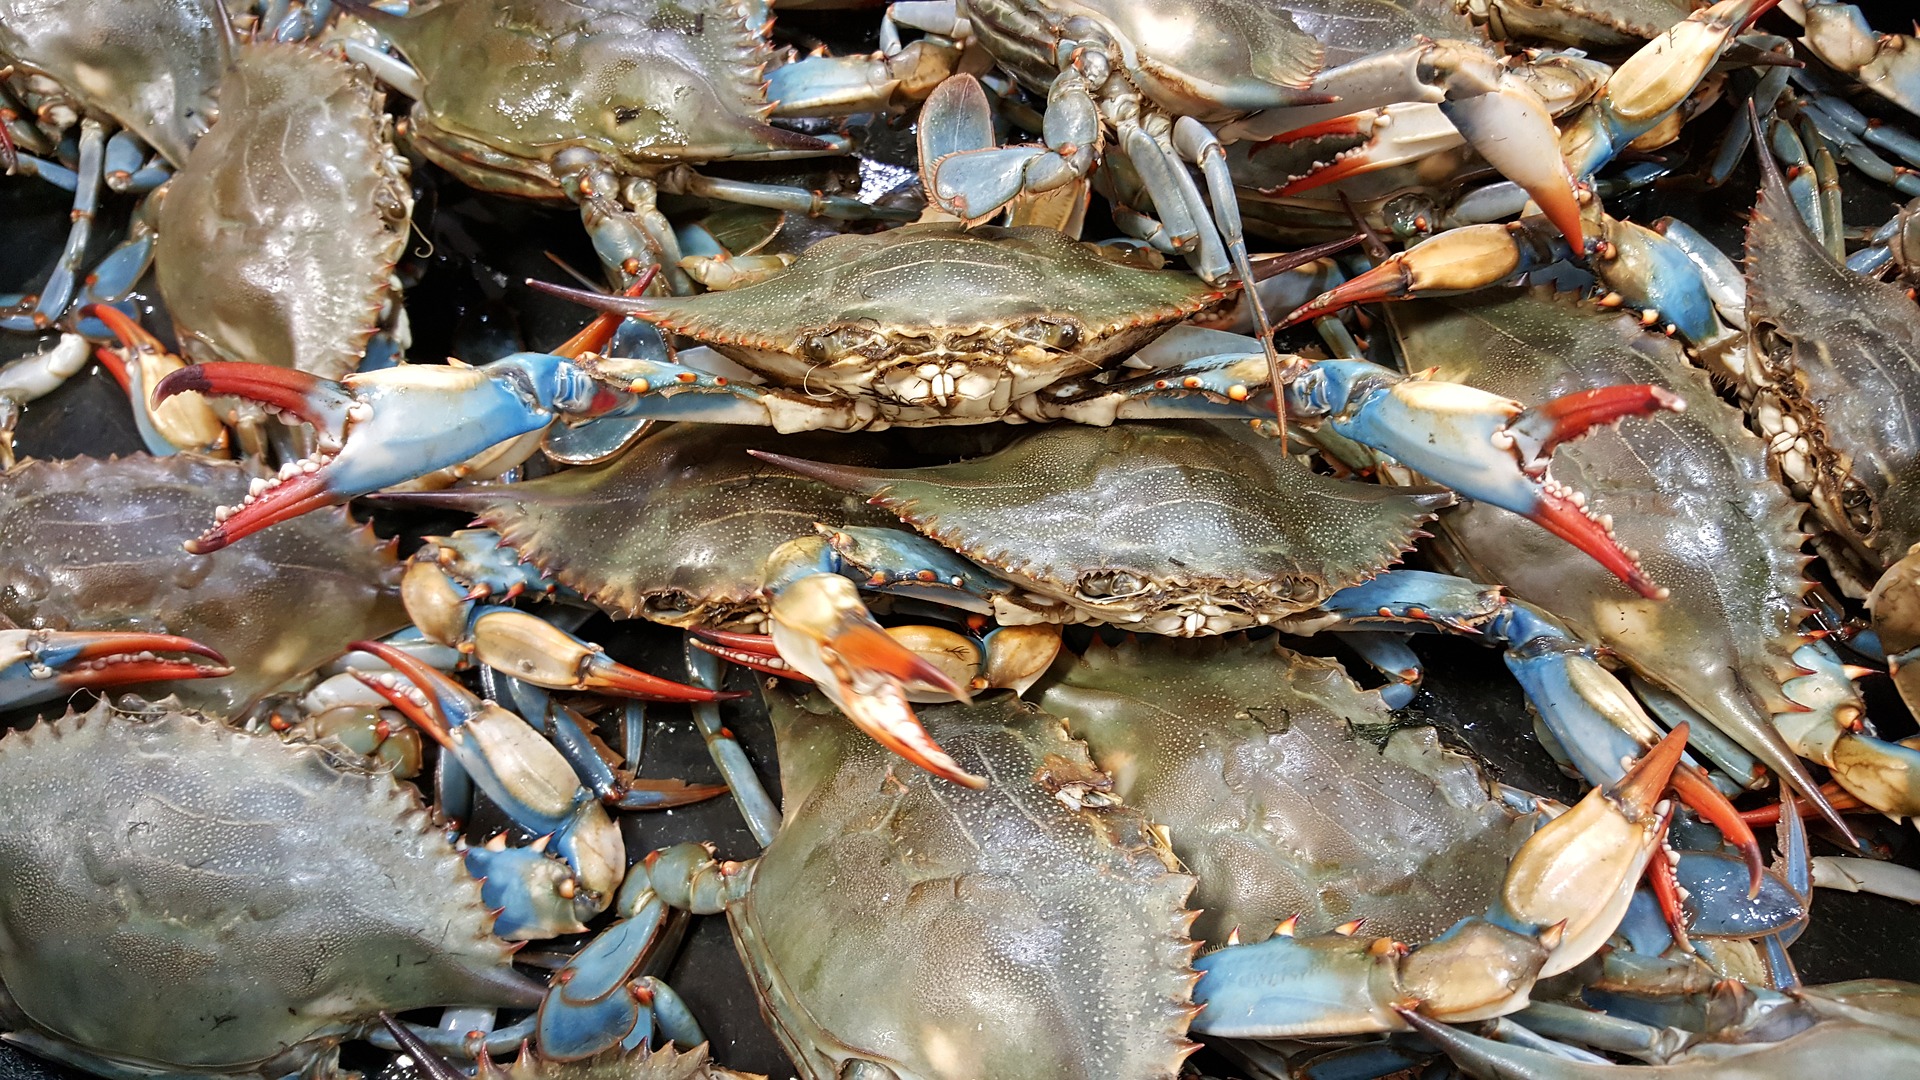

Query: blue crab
0,699,542,1079
0,0,230,331
0,453,405,716
152,222,1679,608
359,634,1693,1072
143,40,414,445
334,0,914,292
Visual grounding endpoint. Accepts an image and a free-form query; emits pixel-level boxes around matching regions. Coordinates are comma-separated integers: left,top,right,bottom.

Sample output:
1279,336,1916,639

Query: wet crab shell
414,427,899,630
1038,636,1527,947
737,688,1200,1080
0,0,231,165
778,420,1453,635
961,0,1323,122
0,454,407,715
475,1042,763,1080
1387,289,1820,744
155,41,412,381
0,700,538,1077
622,223,1229,408
364,0,836,199
1744,138,1920,591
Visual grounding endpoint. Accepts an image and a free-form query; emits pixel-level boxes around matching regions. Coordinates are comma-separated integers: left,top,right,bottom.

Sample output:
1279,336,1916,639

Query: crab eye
801,327,879,363
1076,570,1148,601
1015,318,1081,351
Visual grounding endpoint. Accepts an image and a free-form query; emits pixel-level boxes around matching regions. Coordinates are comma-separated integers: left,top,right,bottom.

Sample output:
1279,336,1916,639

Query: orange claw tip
689,626,780,655
62,631,227,666
1526,487,1668,600
1610,723,1688,818
581,654,748,702
1670,761,1765,899
183,469,338,555
83,304,163,351
832,619,971,703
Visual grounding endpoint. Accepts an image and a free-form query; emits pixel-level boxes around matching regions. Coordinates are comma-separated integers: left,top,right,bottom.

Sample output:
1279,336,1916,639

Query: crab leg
0,118,105,332
0,628,231,710
348,639,624,932
683,641,782,847
1191,728,1684,1036
1402,1006,1920,1077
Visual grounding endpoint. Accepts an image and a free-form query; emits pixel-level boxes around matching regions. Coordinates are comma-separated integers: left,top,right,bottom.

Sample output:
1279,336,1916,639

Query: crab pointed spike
1671,762,1765,899
376,1015,468,1080
1507,386,1687,465
152,362,352,434
1612,723,1688,820
551,266,661,359
747,449,889,496
525,277,662,320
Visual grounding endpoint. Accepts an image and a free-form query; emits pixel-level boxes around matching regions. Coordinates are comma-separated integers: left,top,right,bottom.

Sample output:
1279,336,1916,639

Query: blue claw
0,628,230,710
150,353,609,553
1293,361,1681,599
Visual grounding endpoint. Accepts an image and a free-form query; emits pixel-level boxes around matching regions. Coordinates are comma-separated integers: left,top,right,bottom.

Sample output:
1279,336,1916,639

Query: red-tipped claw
2,630,232,705
1506,386,1687,469
770,573,985,789
468,608,744,703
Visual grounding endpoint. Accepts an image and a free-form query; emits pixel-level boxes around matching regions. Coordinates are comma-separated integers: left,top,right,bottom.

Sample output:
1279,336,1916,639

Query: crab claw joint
467,607,743,703
770,573,987,789
346,639,597,836
1293,360,1679,599
153,355,597,552
0,629,231,709
1499,724,1685,975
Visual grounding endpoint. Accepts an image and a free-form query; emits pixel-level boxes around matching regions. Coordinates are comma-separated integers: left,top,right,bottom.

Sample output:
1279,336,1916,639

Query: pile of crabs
5,0,1920,1076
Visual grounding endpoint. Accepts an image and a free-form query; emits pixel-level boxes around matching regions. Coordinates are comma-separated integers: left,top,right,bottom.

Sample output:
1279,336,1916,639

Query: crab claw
1293,360,1679,598
152,354,598,552
770,573,986,789
1560,0,1783,177
347,639,594,836
1277,218,1574,329
1499,725,1683,975
467,607,741,703
0,628,231,709
86,305,228,455
689,627,811,681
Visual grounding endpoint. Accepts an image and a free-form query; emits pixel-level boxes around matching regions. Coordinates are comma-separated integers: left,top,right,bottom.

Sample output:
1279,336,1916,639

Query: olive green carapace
782,421,1450,622
0,455,407,714
631,224,1224,357
0,0,231,166
736,690,1199,1080
1039,637,1524,947
156,42,410,380
367,0,823,193
0,702,536,1076
1746,146,1920,578
439,427,897,628
1389,289,1817,740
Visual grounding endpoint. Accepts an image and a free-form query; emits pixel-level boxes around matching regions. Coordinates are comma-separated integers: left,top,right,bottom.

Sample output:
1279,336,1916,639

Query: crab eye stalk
1076,570,1149,601
1026,319,1082,351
